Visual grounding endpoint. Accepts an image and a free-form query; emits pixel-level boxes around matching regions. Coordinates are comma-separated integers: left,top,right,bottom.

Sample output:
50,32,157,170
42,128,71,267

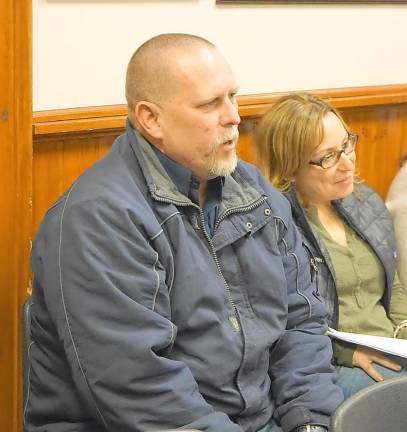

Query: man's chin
208,155,238,177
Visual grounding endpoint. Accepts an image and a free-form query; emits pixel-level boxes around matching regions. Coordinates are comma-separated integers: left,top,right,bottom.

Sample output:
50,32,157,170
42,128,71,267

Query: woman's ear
284,174,295,183
133,101,163,140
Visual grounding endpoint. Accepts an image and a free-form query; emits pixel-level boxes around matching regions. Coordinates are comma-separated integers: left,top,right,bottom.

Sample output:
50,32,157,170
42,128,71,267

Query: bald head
125,34,216,113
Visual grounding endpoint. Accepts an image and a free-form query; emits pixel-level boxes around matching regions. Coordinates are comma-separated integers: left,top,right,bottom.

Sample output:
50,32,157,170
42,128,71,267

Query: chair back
330,374,407,432
22,296,32,409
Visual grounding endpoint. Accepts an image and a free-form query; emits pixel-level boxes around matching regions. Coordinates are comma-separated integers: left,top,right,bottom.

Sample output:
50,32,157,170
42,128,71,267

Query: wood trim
33,84,407,137
0,0,32,431
14,0,32,429
217,0,407,3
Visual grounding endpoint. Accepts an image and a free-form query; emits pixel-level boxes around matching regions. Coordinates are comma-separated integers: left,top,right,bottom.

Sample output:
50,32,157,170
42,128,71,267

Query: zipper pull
310,257,323,271
310,257,323,296
229,316,241,332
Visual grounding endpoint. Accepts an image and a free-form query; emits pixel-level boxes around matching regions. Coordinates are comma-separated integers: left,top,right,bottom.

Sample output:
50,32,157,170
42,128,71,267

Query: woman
255,92,407,398
387,155,407,292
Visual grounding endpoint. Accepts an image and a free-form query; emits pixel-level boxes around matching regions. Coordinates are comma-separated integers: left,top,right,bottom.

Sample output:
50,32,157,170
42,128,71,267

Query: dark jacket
26,124,343,432
285,184,397,329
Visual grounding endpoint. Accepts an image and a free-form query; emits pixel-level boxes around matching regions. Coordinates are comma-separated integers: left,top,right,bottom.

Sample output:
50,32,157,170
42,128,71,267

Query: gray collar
127,121,264,212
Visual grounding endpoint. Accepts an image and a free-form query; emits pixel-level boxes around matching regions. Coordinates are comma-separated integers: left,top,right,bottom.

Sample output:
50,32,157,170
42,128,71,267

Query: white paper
327,327,407,358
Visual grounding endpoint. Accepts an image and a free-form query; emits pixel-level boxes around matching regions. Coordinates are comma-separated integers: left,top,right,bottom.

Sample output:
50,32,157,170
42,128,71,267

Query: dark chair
330,374,407,432
22,296,32,411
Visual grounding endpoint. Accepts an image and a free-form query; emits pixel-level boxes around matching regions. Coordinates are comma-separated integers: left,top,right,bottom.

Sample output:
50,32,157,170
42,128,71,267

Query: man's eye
205,99,218,107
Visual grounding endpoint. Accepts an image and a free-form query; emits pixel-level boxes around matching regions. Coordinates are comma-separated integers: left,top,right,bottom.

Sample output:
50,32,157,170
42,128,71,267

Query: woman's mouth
335,175,353,184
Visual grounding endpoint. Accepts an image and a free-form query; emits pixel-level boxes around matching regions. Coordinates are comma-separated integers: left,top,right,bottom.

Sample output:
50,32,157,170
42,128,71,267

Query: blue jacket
27,124,343,432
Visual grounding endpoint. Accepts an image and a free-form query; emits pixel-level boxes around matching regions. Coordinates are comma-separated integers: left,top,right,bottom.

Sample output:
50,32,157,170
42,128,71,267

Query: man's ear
134,101,163,140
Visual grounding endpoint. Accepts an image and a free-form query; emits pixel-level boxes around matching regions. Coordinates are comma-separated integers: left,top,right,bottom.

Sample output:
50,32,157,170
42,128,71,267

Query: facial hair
207,126,239,177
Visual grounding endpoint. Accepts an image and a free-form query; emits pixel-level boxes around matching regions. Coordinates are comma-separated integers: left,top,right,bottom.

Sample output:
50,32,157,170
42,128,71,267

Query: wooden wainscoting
1,0,32,431
33,84,407,235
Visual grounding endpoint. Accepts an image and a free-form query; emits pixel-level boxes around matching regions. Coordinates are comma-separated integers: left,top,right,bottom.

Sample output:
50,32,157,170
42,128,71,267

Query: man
27,34,343,432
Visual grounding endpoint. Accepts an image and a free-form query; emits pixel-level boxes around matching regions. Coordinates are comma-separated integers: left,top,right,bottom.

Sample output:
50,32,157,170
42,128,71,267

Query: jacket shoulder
235,160,292,218
345,183,389,218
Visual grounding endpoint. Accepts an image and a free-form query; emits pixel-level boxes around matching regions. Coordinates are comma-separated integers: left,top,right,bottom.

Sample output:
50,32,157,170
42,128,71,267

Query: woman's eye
323,152,335,162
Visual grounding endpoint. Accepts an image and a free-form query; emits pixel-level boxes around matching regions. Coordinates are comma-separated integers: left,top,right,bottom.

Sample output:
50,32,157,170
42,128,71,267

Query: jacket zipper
310,257,323,296
301,231,339,326
153,192,266,332
303,242,323,289
198,210,241,332
211,195,267,331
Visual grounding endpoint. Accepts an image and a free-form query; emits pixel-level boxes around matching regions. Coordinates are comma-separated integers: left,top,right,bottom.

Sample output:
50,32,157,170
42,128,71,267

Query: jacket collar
126,120,263,211
151,141,224,209
285,185,336,268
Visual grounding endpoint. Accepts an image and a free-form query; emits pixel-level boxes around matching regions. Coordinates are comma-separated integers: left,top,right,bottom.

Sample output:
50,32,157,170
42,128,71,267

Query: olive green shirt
307,207,407,366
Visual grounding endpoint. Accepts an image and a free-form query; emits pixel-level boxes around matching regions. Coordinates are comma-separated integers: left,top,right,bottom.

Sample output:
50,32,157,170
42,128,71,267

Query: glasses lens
321,153,340,169
345,134,357,153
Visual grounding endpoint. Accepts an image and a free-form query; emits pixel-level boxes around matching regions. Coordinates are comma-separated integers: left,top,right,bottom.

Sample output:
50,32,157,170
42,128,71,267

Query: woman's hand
352,345,402,381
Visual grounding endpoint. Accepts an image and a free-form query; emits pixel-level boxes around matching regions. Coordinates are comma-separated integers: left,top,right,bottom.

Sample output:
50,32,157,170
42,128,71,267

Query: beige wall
33,1,407,110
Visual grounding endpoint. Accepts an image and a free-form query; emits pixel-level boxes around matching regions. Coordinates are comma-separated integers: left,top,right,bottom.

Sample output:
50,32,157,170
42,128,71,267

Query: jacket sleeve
386,163,407,292
268,207,344,432
389,272,407,339
45,197,242,432
332,340,356,367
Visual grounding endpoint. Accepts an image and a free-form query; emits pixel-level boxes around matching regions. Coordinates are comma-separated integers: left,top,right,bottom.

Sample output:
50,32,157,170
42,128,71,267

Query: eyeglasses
309,133,358,169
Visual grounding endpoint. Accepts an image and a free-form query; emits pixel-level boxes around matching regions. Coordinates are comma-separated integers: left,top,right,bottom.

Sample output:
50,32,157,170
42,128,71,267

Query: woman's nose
339,150,356,169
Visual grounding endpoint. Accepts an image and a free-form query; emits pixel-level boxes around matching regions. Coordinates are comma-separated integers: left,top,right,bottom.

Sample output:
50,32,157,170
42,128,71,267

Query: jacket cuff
333,340,355,367
279,407,329,432
394,320,407,339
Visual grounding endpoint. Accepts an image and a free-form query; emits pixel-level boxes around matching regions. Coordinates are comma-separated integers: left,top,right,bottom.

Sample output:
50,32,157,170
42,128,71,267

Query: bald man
27,34,343,432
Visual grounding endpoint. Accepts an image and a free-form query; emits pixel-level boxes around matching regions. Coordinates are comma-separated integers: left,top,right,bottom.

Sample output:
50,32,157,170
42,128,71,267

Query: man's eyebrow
195,96,219,106
195,86,240,107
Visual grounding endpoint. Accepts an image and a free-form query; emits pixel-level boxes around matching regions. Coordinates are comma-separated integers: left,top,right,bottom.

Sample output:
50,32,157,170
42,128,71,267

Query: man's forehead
182,74,238,105
172,50,237,91
171,45,231,74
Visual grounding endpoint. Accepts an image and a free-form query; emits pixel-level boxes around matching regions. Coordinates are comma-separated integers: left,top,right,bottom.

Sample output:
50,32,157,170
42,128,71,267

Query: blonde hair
255,92,349,191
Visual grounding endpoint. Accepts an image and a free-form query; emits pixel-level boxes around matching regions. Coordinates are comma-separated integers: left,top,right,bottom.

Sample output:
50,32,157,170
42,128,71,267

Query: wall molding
33,84,407,137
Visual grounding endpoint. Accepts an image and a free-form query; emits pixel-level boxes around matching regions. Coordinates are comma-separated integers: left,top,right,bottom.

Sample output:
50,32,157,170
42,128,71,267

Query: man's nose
221,98,241,126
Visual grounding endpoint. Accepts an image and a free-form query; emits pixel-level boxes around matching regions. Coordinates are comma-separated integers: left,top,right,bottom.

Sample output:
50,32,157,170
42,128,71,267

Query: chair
22,296,32,409
330,374,407,432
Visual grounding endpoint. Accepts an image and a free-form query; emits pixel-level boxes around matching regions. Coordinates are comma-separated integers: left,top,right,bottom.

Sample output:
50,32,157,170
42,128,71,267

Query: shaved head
125,33,216,114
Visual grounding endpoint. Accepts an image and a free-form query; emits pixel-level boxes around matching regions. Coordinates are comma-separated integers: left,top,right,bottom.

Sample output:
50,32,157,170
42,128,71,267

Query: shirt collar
130,124,224,205
150,142,224,206
151,145,193,198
